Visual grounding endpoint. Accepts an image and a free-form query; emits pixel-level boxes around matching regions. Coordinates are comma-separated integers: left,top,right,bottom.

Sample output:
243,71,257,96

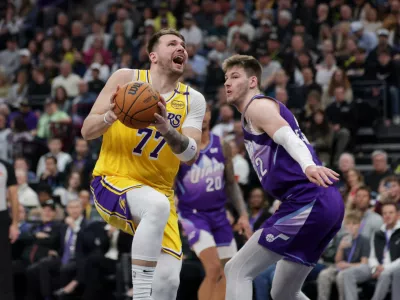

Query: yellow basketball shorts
90,176,182,260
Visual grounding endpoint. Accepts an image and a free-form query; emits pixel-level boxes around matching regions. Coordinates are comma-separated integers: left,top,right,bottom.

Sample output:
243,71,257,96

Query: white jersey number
255,157,268,179
206,176,222,192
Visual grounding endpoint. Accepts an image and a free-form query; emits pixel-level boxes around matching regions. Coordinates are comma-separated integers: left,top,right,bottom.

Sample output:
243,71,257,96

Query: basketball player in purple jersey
222,54,345,300
176,106,251,300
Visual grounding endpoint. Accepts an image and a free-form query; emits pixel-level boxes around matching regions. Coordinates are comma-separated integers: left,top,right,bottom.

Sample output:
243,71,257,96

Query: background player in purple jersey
221,54,345,300
176,106,251,300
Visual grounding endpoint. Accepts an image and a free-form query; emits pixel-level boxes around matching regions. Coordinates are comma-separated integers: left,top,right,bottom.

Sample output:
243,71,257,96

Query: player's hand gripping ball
113,81,161,129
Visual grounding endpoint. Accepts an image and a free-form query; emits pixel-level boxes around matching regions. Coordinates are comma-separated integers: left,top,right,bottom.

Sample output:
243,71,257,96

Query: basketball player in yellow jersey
81,29,206,300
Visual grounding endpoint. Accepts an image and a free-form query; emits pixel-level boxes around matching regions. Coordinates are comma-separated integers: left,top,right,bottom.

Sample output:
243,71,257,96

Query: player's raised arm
247,99,339,187
151,89,206,166
81,68,133,140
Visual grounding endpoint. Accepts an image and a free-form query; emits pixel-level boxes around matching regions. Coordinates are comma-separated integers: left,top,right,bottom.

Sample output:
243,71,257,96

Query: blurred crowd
1,0,400,299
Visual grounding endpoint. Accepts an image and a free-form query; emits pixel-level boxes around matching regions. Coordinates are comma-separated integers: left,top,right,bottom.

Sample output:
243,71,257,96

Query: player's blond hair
222,54,262,88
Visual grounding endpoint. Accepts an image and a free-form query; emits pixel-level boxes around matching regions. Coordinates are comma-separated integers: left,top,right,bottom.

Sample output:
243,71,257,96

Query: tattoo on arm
162,127,189,154
223,141,247,216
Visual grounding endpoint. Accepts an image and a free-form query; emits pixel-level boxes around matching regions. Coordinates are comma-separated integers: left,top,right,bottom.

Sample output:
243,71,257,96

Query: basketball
113,81,161,129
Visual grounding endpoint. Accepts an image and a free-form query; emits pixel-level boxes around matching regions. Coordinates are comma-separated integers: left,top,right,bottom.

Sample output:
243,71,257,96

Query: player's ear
149,52,157,63
249,76,258,89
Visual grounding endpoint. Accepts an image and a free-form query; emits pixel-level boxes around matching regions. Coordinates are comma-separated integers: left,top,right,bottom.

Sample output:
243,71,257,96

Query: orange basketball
113,81,161,129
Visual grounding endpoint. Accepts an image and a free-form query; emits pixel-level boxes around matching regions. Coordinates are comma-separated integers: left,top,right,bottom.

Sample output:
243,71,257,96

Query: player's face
224,66,251,106
153,34,187,76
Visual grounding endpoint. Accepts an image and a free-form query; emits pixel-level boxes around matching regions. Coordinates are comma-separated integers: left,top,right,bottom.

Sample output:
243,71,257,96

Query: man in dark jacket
27,199,87,299
341,201,400,300
24,200,61,300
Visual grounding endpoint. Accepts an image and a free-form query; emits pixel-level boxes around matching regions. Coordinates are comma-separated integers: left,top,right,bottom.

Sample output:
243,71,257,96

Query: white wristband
103,111,113,126
175,137,197,162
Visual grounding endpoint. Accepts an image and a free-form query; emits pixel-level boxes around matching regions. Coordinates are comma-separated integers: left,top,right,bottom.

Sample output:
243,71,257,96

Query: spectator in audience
374,176,400,215
317,210,370,300
9,115,34,159
36,98,71,140
80,226,132,300
304,109,333,166
342,201,400,300
32,199,86,299
153,2,177,32
82,20,111,52
338,153,356,180
259,50,282,90
299,91,323,127
51,61,82,98
367,29,396,68
183,44,208,87
352,186,383,239
362,5,382,33
316,52,338,88
27,67,51,106
87,64,106,94
7,69,28,109
365,150,393,194
227,10,255,47
343,168,365,208
211,104,234,138
54,86,70,113
325,86,355,165
14,156,36,184
15,168,39,209
346,47,367,82
8,100,38,131
0,35,19,77
36,138,72,177
322,68,353,107
350,21,378,53
179,13,203,49
23,199,61,268
0,66,11,100
0,113,11,161
247,188,271,232
79,189,98,221
229,140,249,186
38,156,64,191
54,171,81,206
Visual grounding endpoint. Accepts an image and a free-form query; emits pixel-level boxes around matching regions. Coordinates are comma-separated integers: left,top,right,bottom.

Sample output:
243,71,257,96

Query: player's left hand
237,215,253,239
151,96,170,135
9,223,19,244
305,166,339,188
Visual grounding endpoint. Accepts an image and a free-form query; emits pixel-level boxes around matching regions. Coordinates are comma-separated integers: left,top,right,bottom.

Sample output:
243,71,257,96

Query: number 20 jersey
93,69,190,192
243,95,322,203
175,133,227,211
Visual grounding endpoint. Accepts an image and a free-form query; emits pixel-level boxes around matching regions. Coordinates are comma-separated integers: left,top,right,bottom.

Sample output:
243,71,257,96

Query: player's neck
237,89,262,114
200,129,210,149
149,67,179,94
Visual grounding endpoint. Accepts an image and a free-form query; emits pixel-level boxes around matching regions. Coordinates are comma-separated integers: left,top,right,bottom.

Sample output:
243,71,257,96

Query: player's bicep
247,100,289,138
89,68,133,115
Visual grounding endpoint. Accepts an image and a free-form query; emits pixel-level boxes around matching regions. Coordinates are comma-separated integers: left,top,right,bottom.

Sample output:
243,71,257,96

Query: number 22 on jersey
132,128,166,159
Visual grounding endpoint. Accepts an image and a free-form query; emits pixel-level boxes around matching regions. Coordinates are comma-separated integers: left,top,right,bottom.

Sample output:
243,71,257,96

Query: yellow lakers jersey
93,69,191,191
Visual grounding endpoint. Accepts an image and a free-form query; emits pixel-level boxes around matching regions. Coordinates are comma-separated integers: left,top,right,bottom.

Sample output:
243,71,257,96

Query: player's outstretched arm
81,69,132,140
151,91,206,165
247,100,339,187
222,141,252,238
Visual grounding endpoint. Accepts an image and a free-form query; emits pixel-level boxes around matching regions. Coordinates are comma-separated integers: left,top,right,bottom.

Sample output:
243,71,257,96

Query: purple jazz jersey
243,95,344,266
176,133,233,247
176,133,227,211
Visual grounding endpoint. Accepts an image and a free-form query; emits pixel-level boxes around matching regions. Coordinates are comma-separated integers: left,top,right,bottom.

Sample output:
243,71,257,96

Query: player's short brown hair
222,54,262,88
146,28,185,54
344,210,362,224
